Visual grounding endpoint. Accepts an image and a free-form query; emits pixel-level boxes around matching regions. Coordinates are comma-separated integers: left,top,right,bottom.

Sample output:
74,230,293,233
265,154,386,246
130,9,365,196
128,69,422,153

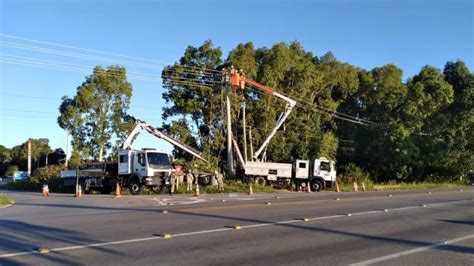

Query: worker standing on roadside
216,170,224,193
169,171,176,195
186,170,194,192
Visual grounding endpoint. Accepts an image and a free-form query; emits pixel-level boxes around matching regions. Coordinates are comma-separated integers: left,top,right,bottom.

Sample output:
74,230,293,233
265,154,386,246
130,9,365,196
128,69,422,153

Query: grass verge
0,193,13,206
332,181,467,192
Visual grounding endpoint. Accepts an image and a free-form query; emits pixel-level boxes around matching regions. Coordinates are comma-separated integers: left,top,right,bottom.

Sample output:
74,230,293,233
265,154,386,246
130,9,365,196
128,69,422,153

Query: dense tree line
162,41,473,182
0,140,65,176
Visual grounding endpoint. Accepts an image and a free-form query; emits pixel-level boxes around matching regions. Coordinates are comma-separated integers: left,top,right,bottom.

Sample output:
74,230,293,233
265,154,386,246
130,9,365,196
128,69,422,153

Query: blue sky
0,0,473,156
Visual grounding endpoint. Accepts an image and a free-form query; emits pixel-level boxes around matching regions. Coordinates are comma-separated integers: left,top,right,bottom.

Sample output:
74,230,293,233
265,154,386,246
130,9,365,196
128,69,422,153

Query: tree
162,41,224,170
10,138,52,172
0,145,11,176
58,66,134,161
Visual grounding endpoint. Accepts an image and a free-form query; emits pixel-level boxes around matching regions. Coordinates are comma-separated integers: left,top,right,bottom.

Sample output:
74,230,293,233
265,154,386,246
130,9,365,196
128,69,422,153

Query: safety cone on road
248,182,253,195
306,181,311,193
42,184,50,196
353,181,358,192
195,183,200,197
362,182,366,191
114,182,121,198
75,185,82,197
335,181,340,193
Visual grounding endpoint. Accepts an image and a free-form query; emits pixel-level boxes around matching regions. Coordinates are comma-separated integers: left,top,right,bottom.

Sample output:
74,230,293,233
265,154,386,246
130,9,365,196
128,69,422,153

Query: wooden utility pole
226,84,234,178
27,138,32,177
242,102,247,163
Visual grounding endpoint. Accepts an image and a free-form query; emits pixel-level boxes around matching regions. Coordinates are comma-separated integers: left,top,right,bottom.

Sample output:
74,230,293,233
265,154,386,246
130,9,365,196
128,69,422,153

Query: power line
0,33,173,65
0,59,163,83
0,34,223,73
0,53,164,79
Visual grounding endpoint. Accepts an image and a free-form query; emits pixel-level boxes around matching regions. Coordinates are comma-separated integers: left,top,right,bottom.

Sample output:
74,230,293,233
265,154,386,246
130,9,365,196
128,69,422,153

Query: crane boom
230,70,296,161
122,120,208,162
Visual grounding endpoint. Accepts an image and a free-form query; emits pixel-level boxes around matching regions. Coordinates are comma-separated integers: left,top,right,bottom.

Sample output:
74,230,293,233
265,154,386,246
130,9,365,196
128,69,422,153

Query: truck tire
129,178,143,195
254,176,266,186
310,179,323,192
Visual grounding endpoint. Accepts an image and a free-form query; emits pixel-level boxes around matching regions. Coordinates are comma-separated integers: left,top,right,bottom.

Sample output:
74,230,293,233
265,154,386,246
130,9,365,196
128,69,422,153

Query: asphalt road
0,187,473,265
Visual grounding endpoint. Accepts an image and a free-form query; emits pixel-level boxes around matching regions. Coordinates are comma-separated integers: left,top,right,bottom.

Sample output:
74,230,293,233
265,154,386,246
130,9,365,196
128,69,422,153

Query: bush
338,163,370,184
29,165,64,185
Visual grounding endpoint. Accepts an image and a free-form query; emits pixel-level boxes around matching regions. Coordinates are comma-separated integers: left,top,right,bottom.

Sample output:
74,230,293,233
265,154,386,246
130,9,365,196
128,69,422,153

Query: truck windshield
147,152,170,167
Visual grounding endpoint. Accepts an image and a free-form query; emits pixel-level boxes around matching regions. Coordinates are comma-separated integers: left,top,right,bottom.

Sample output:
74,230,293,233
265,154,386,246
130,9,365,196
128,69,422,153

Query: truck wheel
129,178,143,195
254,176,266,186
310,179,323,192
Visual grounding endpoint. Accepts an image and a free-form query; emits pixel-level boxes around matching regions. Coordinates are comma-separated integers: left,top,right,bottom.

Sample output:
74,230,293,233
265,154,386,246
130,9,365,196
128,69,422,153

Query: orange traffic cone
42,184,50,196
335,181,340,193
353,181,358,192
114,182,121,198
307,181,311,193
248,182,253,195
362,182,366,191
75,184,82,197
195,183,200,197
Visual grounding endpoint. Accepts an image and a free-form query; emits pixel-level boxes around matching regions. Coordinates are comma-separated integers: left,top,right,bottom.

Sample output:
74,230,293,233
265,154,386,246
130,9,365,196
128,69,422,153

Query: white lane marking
350,234,474,266
0,199,471,259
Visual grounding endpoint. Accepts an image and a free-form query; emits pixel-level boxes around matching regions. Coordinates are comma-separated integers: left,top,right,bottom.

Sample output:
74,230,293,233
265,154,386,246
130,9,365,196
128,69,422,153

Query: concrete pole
249,126,254,161
65,129,70,168
226,84,234,178
27,138,32,177
242,102,247,163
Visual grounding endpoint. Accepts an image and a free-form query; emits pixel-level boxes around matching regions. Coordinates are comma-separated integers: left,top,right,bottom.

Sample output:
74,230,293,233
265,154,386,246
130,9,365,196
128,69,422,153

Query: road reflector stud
275,196,280,199
163,234,172,239
335,198,340,201
427,192,432,194
384,209,388,212
162,210,169,214
233,225,241,230
167,203,174,206
265,202,272,205
388,194,393,197
347,213,352,217
422,204,426,207
38,248,50,254
221,199,226,202
303,218,310,222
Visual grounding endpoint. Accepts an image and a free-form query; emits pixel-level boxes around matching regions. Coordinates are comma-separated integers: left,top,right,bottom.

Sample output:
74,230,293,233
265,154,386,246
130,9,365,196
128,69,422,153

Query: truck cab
313,157,336,190
118,148,173,194
294,157,336,192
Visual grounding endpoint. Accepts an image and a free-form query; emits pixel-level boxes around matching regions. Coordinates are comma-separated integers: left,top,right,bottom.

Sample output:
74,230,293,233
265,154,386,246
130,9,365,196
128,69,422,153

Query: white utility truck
61,120,207,195
229,69,337,191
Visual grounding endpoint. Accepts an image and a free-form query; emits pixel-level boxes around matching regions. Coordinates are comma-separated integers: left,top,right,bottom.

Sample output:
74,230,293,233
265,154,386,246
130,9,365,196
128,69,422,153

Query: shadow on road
0,220,123,264
4,199,473,262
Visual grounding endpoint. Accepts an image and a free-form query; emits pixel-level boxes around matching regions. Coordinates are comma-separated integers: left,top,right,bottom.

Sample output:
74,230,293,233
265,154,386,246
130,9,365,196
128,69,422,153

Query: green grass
0,193,13,206
331,181,467,192
118,181,282,195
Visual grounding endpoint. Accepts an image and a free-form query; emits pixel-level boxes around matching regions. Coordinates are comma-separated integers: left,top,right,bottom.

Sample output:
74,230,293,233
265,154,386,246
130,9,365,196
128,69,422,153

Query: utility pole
226,83,234,178
242,102,247,163
65,129,69,168
249,126,254,161
27,138,32,177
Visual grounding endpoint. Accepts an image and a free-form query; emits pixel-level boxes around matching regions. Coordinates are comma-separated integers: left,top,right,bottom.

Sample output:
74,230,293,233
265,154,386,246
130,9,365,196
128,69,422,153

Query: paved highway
1,187,473,265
